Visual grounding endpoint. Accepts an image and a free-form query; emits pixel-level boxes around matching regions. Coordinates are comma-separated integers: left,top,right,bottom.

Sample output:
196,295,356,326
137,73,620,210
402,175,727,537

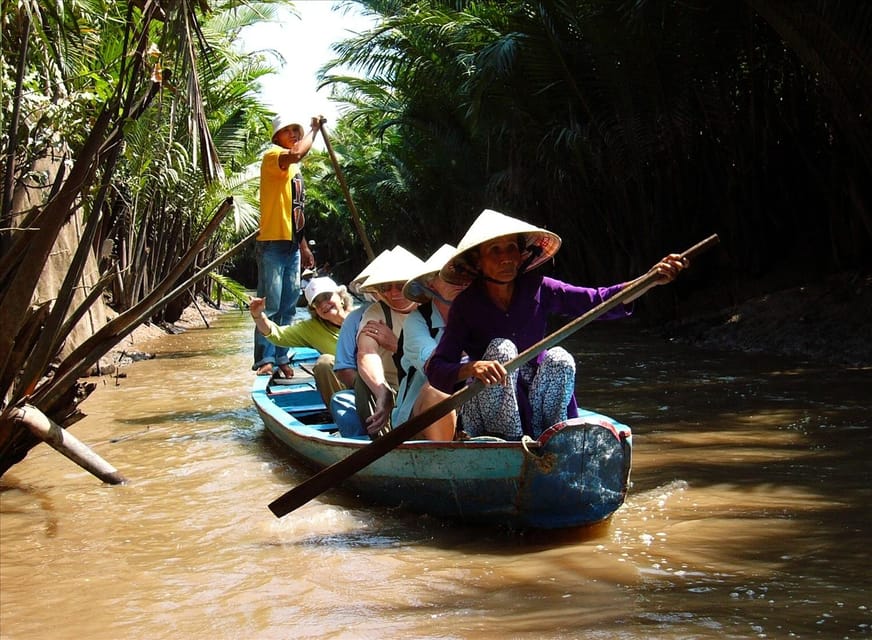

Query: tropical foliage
314,0,871,308
1,0,870,479
0,0,290,476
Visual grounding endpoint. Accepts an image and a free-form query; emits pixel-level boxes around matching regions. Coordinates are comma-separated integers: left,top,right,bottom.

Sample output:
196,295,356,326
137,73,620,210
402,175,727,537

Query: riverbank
94,297,235,376
664,270,872,368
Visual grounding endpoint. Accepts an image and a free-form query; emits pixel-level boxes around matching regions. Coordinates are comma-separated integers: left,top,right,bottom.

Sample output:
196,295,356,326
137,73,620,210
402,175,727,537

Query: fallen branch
11,404,126,484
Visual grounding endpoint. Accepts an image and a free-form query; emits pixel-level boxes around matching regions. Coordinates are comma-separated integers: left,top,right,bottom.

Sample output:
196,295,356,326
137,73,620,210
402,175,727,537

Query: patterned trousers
459,339,576,440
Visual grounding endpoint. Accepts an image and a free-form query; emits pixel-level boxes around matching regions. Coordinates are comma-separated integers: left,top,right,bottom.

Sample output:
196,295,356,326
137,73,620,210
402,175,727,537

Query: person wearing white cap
250,276,354,405
354,247,425,439
252,114,322,378
390,244,466,440
331,249,392,390
426,209,687,440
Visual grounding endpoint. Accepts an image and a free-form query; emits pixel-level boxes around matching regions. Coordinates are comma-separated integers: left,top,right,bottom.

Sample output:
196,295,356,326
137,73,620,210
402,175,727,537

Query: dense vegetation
1,0,869,477
304,0,871,313
0,0,286,475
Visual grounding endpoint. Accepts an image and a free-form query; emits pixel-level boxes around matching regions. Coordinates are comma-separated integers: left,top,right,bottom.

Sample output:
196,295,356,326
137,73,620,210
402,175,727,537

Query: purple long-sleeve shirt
425,272,630,429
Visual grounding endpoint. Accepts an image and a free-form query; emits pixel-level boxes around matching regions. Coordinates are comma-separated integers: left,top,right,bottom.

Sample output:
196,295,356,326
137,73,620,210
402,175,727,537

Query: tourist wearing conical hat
391,245,467,440
252,114,321,379
329,248,395,438
426,209,687,440
354,247,425,439
332,249,393,389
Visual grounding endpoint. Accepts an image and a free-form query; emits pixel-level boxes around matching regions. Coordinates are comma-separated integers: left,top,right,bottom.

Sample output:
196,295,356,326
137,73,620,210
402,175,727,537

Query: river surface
2,311,870,639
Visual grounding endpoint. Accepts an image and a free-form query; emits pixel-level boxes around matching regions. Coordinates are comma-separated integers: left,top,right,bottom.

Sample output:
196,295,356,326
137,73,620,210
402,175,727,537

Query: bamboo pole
319,123,375,261
12,404,126,484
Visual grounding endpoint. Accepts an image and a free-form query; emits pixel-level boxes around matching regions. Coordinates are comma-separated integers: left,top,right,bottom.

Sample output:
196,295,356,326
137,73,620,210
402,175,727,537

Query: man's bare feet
256,363,274,376
278,363,294,379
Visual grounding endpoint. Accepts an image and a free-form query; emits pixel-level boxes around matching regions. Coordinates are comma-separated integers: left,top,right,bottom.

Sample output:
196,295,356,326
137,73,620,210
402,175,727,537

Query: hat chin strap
390,300,417,313
427,287,452,305
519,244,541,272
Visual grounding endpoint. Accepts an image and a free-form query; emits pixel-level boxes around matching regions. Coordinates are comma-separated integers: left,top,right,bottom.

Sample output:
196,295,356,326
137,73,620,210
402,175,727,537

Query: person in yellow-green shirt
250,277,354,406
253,114,321,379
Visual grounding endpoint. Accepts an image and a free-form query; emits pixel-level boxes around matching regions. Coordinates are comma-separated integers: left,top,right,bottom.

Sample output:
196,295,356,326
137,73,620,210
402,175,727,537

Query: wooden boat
253,347,633,529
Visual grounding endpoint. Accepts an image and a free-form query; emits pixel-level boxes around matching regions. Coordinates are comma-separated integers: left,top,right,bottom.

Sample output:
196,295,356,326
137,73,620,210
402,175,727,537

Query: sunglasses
312,293,334,307
375,282,403,293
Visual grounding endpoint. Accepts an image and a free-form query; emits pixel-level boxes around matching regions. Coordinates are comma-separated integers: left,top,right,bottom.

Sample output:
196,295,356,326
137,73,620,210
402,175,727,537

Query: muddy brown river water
1,311,870,639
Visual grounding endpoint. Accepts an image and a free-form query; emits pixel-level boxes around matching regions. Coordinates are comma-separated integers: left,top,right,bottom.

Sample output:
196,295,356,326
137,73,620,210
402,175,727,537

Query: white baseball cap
304,277,339,305
271,114,303,144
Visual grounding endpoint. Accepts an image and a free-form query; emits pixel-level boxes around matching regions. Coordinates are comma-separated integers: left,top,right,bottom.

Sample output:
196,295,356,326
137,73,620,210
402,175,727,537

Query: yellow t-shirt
258,146,300,241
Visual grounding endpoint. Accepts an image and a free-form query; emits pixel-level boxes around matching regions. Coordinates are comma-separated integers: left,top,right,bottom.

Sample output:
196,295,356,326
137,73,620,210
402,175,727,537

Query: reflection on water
2,315,871,639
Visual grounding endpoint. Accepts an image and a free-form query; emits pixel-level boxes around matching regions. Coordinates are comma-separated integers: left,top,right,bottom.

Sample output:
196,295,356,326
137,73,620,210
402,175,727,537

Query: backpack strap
395,301,436,390
378,300,392,330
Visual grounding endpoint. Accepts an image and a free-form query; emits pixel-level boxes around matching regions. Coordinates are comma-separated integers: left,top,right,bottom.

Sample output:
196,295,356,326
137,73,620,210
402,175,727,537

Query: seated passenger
426,209,687,440
393,244,466,440
249,276,352,405
354,247,424,439
330,249,393,437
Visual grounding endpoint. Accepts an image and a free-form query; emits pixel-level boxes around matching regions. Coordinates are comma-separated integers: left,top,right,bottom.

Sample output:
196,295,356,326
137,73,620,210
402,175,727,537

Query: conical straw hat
350,248,392,294
440,209,561,285
359,246,425,293
402,244,457,303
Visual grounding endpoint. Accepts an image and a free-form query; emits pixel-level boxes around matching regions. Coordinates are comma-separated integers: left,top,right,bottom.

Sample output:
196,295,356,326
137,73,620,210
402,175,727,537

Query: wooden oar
268,233,720,518
319,122,376,261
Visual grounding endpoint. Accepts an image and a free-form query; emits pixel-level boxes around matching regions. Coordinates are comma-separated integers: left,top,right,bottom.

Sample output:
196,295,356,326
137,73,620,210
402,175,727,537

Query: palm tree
0,0,292,478
325,0,871,297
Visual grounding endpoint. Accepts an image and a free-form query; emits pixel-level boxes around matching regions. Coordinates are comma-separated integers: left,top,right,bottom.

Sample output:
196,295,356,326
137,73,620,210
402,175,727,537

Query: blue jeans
253,240,300,370
330,390,366,438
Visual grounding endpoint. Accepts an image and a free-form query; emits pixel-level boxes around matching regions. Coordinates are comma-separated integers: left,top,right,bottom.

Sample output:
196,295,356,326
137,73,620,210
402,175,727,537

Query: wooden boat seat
271,368,315,385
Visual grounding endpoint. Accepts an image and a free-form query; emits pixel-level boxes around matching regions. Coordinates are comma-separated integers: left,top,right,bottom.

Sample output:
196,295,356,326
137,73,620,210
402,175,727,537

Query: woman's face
311,292,345,324
375,281,416,313
477,237,521,283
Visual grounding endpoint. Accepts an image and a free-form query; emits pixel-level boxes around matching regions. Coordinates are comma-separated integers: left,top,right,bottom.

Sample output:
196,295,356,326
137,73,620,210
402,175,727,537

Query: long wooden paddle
319,121,376,261
268,233,720,517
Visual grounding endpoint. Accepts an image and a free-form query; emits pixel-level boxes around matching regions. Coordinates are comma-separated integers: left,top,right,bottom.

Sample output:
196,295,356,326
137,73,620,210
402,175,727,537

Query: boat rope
521,435,556,472
520,435,537,455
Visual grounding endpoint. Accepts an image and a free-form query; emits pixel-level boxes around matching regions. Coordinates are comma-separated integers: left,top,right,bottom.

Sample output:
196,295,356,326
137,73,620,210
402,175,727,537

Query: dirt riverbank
94,298,235,376
664,271,872,368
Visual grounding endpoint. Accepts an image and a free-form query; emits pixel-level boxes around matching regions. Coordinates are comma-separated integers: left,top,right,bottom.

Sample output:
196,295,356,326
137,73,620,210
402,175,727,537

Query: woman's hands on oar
621,253,689,304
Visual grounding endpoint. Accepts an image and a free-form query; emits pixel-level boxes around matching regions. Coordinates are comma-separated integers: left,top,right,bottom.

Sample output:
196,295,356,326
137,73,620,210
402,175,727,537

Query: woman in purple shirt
425,209,687,440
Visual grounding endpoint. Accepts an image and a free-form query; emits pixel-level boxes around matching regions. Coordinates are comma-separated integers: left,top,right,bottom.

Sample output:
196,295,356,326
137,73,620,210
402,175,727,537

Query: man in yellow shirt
253,114,320,377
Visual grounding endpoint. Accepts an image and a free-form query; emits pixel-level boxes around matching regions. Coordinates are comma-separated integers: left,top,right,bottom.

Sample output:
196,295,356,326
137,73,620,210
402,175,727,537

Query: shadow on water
100,406,260,430
556,324,872,634
258,482,618,553
154,346,250,360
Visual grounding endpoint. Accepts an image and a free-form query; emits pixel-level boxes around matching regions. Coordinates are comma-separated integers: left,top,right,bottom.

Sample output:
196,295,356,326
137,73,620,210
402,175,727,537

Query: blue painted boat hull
253,348,632,529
